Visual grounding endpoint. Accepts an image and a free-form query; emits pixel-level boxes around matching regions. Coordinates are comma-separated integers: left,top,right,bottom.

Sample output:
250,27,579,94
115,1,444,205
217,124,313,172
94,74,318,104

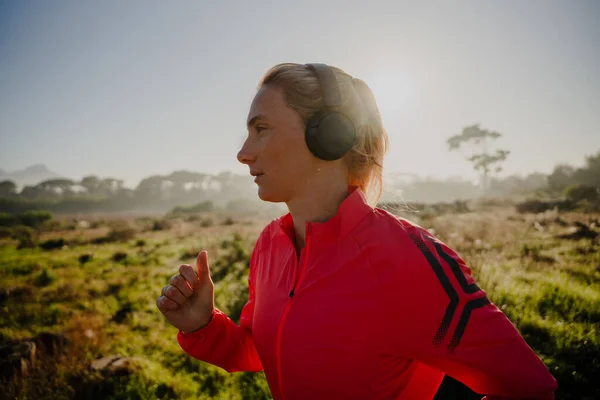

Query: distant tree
101,178,125,194
20,185,44,199
165,170,208,201
36,178,76,196
447,124,510,194
572,150,600,188
135,175,167,197
547,164,576,193
80,175,102,195
521,172,549,192
0,180,17,197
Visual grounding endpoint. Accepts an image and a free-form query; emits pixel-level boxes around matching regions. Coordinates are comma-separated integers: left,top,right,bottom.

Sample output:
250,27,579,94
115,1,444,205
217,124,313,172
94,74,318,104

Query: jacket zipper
275,225,311,400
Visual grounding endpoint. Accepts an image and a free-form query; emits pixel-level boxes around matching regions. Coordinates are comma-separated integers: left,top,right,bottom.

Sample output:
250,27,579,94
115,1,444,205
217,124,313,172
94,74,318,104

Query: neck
286,177,350,253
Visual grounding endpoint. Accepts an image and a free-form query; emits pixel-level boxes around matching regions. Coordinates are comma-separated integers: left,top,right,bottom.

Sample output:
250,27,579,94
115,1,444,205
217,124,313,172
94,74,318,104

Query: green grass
1,209,599,399
0,214,269,399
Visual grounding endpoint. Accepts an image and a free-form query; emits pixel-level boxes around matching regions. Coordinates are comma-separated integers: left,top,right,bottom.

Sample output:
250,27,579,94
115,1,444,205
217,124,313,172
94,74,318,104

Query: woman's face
238,84,320,203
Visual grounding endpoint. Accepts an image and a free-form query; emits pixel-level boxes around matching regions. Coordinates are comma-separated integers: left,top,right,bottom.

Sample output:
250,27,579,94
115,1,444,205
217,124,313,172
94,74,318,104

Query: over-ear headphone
304,63,356,161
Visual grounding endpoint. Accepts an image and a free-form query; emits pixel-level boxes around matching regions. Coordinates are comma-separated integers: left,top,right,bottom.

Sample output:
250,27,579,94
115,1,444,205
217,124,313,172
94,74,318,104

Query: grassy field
0,204,598,399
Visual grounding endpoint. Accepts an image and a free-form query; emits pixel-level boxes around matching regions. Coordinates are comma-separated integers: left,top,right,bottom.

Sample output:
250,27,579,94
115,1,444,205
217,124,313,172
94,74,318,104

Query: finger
196,251,211,279
170,274,193,297
179,264,199,289
163,285,188,305
156,295,179,312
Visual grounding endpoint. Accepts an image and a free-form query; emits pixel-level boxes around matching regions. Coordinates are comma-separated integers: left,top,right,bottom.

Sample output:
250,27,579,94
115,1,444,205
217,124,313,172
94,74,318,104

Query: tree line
0,124,598,214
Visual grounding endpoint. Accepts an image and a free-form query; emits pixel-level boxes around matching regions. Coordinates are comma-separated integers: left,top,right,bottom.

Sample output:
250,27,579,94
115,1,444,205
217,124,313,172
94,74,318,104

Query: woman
156,63,557,399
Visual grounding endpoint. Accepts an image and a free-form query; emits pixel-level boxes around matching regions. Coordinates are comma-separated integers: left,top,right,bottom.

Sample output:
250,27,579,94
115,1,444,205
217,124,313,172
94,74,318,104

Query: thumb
196,250,212,280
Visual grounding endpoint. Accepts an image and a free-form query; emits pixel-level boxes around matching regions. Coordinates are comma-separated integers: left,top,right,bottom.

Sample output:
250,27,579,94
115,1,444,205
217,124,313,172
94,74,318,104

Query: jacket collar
277,185,373,243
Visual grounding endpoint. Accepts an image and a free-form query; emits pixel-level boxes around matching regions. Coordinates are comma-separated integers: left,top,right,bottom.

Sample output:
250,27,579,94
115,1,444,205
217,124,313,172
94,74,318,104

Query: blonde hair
258,63,389,207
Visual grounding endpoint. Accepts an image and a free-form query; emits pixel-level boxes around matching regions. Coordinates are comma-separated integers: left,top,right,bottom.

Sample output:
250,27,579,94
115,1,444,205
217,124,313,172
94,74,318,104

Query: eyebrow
246,114,267,129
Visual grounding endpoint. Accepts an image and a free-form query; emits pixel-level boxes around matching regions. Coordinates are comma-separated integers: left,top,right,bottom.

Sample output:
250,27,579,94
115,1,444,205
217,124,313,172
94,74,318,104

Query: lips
250,171,264,182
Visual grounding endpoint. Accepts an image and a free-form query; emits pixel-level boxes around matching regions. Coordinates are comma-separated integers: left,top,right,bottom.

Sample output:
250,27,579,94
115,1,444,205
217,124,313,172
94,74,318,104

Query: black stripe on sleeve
424,236,480,294
408,232,459,346
448,296,491,354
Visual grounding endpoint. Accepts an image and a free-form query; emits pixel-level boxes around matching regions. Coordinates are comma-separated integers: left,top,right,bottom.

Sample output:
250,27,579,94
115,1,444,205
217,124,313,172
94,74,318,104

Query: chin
257,185,286,203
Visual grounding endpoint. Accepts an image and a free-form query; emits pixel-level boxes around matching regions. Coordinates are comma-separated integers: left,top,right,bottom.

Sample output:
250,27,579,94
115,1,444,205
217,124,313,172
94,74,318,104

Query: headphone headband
305,63,342,108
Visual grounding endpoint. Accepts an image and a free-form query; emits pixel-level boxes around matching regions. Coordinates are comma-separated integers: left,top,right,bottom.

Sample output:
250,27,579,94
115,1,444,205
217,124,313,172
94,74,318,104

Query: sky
1,0,599,188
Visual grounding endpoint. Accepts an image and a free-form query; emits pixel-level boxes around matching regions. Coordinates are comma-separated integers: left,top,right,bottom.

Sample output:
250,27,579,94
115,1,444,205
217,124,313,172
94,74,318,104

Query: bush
93,224,137,244
40,238,66,251
19,210,53,229
222,216,235,226
180,248,202,261
564,184,599,203
63,219,78,230
516,199,574,214
12,225,37,249
90,219,105,229
171,201,214,214
0,226,12,238
200,217,214,227
34,268,57,287
111,251,128,263
0,212,18,227
78,254,93,265
9,262,39,276
151,218,172,231
184,214,200,222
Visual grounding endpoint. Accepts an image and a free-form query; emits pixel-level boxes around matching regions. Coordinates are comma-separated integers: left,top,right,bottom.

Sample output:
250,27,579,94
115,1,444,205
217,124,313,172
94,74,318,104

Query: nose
237,137,257,165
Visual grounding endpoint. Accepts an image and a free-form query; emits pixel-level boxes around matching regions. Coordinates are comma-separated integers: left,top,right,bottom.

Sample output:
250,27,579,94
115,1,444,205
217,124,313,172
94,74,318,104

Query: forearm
177,308,262,373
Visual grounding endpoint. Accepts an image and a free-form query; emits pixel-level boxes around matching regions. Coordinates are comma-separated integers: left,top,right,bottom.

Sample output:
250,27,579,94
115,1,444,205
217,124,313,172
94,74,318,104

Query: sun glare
365,71,415,122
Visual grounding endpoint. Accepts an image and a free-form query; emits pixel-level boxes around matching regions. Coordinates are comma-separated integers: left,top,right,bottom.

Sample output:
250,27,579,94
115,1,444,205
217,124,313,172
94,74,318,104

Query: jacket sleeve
381,226,557,399
176,241,263,373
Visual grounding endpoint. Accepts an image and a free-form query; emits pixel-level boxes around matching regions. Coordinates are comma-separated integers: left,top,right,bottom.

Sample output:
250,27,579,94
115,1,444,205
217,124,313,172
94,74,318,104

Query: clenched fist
156,251,215,334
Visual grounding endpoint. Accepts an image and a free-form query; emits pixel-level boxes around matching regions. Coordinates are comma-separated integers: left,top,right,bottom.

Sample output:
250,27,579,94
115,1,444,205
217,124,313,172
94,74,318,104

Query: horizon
0,157,589,192
1,1,599,189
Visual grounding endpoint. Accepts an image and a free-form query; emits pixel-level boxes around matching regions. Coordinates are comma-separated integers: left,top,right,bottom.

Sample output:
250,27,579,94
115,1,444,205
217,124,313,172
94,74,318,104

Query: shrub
515,199,574,214
0,212,18,227
34,268,57,287
200,217,214,227
564,184,599,203
13,225,37,249
222,216,235,226
78,254,93,265
90,219,105,228
19,210,53,229
171,201,214,214
0,226,12,238
40,238,66,251
152,218,172,231
112,251,128,263
9,262,39,276
180,248,202,261
93,224,137,244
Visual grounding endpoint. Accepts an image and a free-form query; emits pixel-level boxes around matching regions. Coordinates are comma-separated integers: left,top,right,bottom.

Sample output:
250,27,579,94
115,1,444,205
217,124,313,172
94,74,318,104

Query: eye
256,125,267,134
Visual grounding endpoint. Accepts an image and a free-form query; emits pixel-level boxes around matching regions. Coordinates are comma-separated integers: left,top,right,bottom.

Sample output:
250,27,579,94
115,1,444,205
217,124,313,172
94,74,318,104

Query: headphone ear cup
305,111,356,161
